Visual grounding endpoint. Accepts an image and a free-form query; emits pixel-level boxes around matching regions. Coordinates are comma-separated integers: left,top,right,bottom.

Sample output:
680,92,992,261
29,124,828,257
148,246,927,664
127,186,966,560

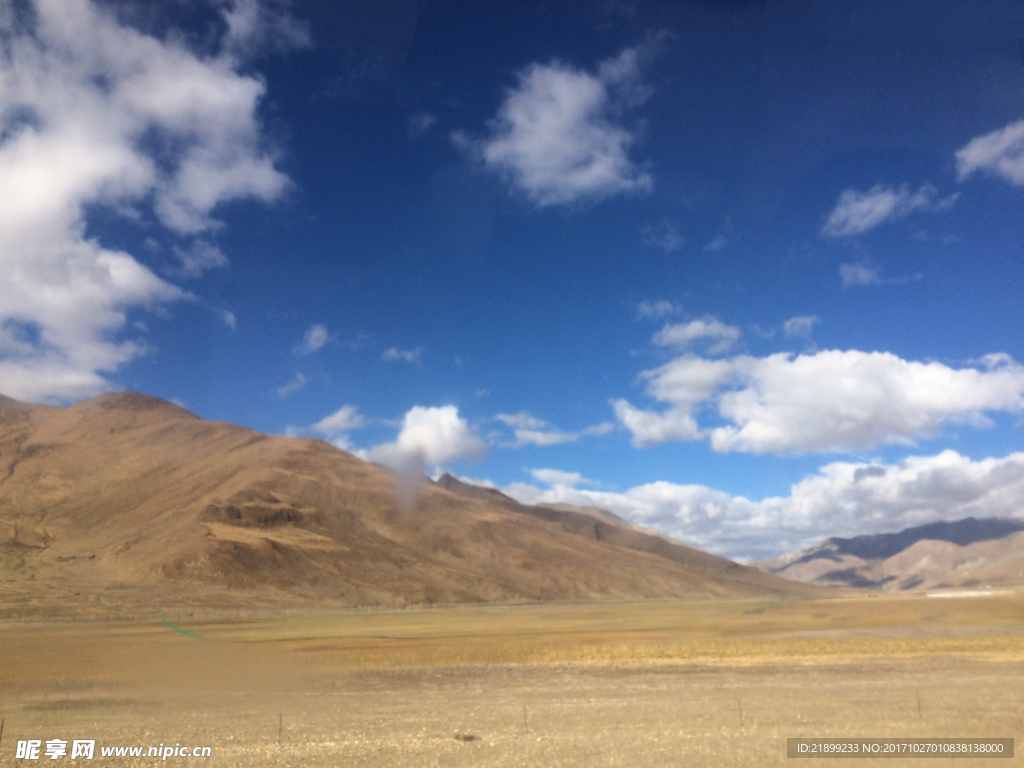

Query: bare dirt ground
2,593,1022,767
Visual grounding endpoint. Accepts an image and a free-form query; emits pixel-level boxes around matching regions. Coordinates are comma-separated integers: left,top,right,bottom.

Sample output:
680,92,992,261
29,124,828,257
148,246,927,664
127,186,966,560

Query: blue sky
2,0,1024,559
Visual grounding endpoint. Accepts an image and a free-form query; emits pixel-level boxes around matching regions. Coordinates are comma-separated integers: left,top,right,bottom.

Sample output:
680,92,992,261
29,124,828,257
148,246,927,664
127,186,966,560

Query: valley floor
2,594,1022,767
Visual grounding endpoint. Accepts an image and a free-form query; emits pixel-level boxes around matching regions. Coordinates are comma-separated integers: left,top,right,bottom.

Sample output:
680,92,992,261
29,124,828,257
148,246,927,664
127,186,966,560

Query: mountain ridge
754,517,1024,591
0,392,820,619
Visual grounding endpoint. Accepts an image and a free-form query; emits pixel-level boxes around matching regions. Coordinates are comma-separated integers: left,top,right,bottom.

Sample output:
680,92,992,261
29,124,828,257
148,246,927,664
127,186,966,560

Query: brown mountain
0,392,818,619
433,473,761,583
753,518,1024,591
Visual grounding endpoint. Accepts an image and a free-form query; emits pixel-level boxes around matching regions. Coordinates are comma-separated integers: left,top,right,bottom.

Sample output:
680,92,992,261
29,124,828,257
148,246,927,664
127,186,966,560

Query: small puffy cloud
821,184,947,237
840,263,883,287
496,411,613,447
172,240,228,278
312,404,366,434
782,315,820,339
471,46,653,207
275,371,306,398
636,299,679,320
955,119,1024,187
840,263,923,288
368,405,487,467
703,234,728,252
651,317,741,354
220,310,237,329
530,468,597,488
297,324,329,354
221,0,311,58
310,403,366,451
382,347,423,364
641,221,684,252
0,0,288,402
500,449,1024,560
617,349,1024,454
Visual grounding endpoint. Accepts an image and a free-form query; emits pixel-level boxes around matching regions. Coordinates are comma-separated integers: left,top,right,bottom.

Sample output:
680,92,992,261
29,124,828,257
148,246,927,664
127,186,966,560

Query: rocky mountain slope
0,392,817,619
753,518,1024,591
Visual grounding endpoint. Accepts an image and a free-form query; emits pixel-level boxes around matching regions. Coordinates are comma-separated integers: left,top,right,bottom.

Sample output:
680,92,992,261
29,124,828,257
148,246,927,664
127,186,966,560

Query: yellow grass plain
2,592,1023,767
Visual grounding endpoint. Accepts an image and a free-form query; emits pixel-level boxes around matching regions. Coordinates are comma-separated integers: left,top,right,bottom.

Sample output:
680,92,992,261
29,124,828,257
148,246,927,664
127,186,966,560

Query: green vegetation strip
162,619,201,639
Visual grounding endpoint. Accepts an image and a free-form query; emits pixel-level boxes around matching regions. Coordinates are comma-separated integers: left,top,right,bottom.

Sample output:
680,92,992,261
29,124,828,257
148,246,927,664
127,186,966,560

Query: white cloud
641,221,684,252
651,317,741,354
614,349,1024,454
500,450,1024,560
782,315,820,339
821,184,946,237
0,0,289,403
172,240,229,278
312,404,366,434
840,263,883,287
955,119,1024,187
297,324,329,354
221,0,311,59
636,299,679,320
495,411,548,430
368,405,487,467
840,263,923,288
611,400,702,448
530,468,597,488
275,371,306,398
382,347,423,364
220,310,237,329
309,403,367,451
472,46,653,206
495,411,614,447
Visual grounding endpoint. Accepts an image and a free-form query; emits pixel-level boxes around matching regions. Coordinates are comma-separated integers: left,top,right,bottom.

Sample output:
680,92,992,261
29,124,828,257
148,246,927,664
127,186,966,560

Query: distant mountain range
0,392,815,619
753,518,1024,591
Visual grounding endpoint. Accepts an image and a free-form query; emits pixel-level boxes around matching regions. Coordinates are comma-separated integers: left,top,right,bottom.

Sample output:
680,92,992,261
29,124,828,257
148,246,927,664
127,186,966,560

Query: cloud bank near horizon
497,449,1024,560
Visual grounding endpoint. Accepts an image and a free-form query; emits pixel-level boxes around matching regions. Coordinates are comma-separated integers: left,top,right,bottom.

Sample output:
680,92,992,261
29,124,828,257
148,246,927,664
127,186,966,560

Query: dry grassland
2,593,1023,766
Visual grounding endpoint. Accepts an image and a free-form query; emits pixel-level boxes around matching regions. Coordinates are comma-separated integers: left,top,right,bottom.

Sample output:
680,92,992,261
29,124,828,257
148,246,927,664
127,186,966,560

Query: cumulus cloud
0,0,290,402
651,317,741,354
368,405,487,467
636,299,679,320
500,450,1024,560
782,315,820,339
821,184,952,237
470,46,653,206
297,324,329,354
614,349,1024,454
368,406,487,511
956,119,1024,187
495,411,613,447
382,347,423,364
220,310,237,329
